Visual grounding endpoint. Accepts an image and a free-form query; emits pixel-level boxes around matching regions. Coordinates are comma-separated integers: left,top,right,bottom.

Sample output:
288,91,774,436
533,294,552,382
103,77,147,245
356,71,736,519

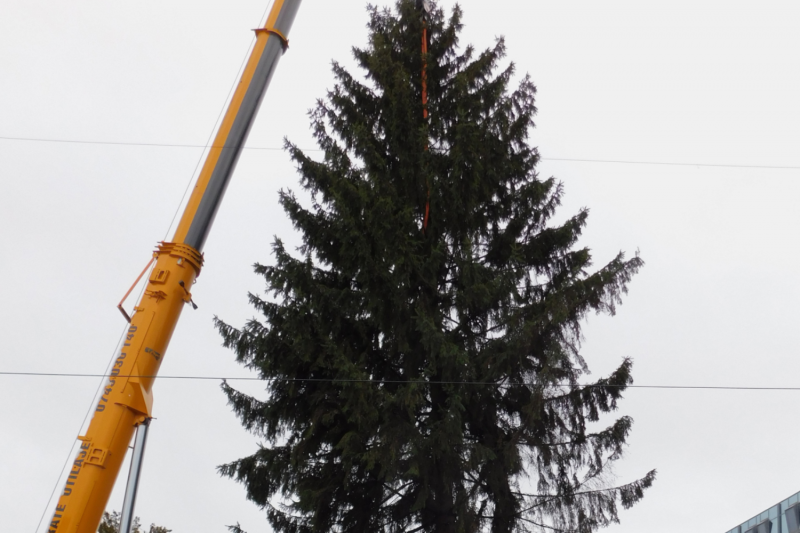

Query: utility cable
6,371,800,391
3,135,800,170
33,334,125,533
542,156,800,170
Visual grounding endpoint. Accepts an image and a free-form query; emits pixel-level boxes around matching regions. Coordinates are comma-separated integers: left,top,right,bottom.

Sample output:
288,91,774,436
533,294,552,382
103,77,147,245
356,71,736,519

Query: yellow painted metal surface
45,2,294,531
48,244,202,533
171,0,288,245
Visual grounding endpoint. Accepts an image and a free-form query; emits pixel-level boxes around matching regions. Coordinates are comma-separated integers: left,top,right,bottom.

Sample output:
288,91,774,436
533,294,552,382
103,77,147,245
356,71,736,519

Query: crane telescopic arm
46,2,302,532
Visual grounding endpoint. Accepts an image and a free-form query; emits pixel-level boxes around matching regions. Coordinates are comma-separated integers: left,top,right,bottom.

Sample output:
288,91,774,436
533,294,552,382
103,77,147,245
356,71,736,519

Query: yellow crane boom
46,2,302,531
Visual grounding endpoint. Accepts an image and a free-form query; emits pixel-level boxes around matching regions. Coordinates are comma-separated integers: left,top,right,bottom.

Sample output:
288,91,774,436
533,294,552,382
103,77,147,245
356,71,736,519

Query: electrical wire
32,335,125,533
0,135,243,150
5,371,800,391
542,156,800,170
3,134,800,170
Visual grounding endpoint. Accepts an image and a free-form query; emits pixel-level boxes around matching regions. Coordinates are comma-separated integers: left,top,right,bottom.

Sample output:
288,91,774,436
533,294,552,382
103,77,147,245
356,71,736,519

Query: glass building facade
725,491,800,533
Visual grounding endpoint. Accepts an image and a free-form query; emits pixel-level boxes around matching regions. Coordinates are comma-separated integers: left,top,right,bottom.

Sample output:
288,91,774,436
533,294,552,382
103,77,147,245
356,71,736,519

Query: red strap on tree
422,24,430,233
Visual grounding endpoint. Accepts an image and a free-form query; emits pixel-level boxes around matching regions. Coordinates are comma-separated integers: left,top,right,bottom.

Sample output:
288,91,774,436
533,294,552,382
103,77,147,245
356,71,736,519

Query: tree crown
217,2,653,533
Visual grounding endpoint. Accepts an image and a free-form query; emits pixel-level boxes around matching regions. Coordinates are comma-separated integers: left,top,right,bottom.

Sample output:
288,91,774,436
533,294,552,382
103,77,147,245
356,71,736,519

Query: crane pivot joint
254,27,289,51
155,242,203,274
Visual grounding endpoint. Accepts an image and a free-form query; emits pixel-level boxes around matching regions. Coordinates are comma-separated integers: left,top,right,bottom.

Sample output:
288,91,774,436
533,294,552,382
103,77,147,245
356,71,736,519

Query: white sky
2,1,800,532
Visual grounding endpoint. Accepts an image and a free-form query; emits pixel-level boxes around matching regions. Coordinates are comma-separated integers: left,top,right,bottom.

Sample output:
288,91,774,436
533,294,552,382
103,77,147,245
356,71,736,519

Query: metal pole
120,418,152,533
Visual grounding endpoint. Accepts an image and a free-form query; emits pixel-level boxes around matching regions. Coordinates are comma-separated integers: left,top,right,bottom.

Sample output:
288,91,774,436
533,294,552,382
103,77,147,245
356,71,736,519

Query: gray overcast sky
3,1,800,532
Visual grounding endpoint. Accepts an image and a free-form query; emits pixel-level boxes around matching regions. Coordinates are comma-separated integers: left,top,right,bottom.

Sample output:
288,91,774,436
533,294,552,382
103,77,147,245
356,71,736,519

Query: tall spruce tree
216,2,654,532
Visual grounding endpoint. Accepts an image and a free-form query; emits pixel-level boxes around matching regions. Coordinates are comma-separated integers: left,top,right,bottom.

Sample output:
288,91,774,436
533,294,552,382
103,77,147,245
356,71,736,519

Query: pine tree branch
516,472,655,513
515,481,640,504
381,481,413,506
515,515,581,533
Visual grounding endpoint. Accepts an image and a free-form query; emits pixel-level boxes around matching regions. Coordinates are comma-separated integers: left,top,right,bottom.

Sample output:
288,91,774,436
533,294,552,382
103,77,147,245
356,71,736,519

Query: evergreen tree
97,511,171,533
216,2,654,532
98,511,136,533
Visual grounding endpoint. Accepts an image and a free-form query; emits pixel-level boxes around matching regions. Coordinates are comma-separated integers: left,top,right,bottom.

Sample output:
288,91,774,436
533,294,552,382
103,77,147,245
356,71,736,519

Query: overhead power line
542,157,800,170
0,135,285,150
2,134,800,170
1,370,799,391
